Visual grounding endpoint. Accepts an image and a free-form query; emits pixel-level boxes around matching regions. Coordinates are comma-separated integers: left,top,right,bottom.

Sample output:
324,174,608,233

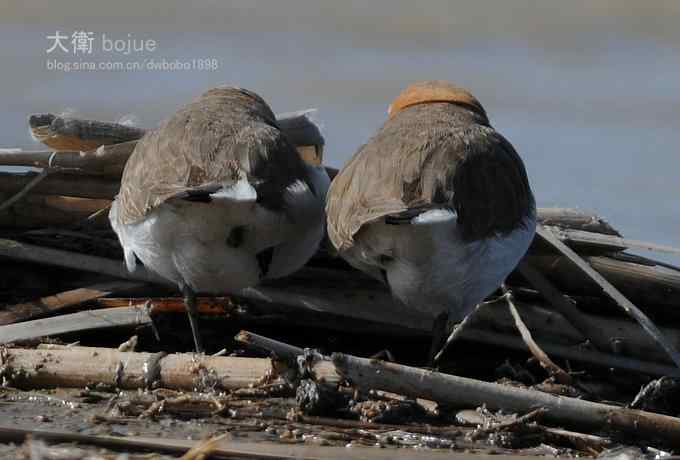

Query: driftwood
0,238,165,284
0,346,337,391
0,194,111,229
97,297,237,315
0,425,462,460
235,330,305,362
0,171,120,200
517,260,610,351
474,298,680,364
470,328,680,377
28,113,145,151
0,141,137,177
528,253,680,312
536,225,680,368
0,306,152,344
535,208,620,236
0,280,144,325
331,353,680,446
548,226,680,256
0,169,50,213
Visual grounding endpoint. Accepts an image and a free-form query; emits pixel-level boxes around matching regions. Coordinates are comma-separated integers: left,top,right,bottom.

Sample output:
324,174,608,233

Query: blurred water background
1,1,679,263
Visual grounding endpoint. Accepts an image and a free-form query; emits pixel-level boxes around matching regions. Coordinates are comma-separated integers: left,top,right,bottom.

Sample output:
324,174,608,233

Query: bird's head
387,80,488,123
276,109,325,166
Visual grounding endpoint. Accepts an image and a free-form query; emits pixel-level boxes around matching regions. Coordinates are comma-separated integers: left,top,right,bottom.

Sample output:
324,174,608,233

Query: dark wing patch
384,204,454,225
236,126,311,213
169,184,222,203
452,132,534,240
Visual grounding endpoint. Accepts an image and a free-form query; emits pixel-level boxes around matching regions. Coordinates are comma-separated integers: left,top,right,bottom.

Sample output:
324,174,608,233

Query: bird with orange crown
326,80,536,363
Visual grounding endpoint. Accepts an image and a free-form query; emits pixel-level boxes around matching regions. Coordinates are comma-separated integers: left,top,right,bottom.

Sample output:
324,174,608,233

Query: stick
474,299,680,365
246,266,432,334
0,171,120,199
469,328,680,378
331,353,680,446
609,251,680,275
0,425,464,460
518,260,610,351
98,297,236,315
0,346,340,392
0,141,137,177
0,281,144,325
505,291,572,384
29,113,146,151
535,208,621,236
0,306,152,344
536,225,680,369
178,433,229,460
0,194,111,229
549,226,680,256
0,238,166,284
468,407,547,440
433,303,483,363
234,330,304,361
529,253,680,312
0,168,51,212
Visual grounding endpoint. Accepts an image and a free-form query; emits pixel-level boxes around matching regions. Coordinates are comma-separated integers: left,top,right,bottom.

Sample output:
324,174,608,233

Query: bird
326,80,536,364
109,86,330,353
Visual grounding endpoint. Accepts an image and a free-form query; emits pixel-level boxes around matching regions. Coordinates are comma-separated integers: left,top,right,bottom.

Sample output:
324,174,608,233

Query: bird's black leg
181,284,204,353
428,311,448,367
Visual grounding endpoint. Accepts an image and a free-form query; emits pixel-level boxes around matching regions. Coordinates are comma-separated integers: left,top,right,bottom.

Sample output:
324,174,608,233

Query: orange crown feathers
387,80,488,121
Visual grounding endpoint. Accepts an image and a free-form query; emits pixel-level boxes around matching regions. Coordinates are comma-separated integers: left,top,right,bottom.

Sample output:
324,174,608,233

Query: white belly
110,197,325,294
342,213,536,321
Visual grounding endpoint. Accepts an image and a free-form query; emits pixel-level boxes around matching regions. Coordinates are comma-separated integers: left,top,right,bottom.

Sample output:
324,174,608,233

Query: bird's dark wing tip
169,184,223,203
384,205,455,225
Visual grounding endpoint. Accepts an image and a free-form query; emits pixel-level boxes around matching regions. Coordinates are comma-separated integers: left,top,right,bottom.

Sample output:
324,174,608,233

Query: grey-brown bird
110,86,329,352
326,81,535,363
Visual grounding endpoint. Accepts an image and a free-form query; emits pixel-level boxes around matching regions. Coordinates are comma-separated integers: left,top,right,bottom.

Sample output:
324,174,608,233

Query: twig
0,167,51,212
468,407,547,440
0,238,166,285
234,330,304,362
0,281,143,326
433,294,514,363
179,433,229,460
0,171,120,200
536,207,621,236
433,304,481,363
536,225,680,369
0,306,152,344
549,226,680,256
518,260,609,351
0,425,332,459
504,289,572,385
